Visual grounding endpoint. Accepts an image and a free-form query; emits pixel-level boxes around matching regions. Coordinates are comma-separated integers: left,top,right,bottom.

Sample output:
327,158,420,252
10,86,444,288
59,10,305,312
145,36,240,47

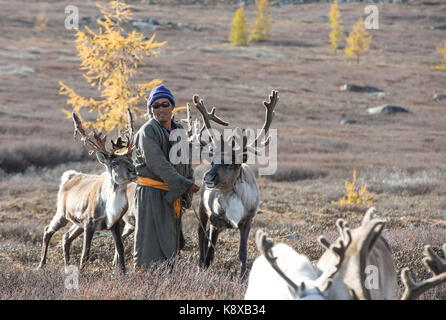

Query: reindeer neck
102,174,129,230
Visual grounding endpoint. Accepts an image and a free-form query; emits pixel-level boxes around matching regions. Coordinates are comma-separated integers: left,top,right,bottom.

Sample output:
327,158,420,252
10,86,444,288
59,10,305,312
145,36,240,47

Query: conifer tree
229,7,250,46
59,1,166,133
331,169,374,206
250,0,273,42
327,0,344,54
344,18,372,63
433,41,446,71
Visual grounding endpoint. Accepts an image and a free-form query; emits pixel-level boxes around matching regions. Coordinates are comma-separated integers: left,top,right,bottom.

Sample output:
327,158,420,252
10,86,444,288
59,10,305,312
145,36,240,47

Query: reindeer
245,207,446,300
187,90,278,279
245,224,350,299
38,110,136,274
319,208,446,300
317,207,398,299
320,207,446,299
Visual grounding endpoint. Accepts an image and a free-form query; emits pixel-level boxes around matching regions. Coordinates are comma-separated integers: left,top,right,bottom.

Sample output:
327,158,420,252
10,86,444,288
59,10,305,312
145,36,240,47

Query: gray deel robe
133,118,194,270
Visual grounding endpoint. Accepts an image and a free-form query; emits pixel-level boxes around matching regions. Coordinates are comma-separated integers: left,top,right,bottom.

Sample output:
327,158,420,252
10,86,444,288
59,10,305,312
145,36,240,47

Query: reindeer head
96,152,135,185
201,128,248,190
203,161,244,190
72,108,136,186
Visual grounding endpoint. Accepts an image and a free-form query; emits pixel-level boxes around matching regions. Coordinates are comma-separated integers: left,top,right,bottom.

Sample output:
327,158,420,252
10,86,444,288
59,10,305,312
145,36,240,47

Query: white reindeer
245,225,349,299
38,110,136,274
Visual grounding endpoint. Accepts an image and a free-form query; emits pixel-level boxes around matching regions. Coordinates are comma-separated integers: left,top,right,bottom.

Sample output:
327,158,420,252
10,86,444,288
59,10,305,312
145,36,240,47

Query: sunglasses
151,101,172,109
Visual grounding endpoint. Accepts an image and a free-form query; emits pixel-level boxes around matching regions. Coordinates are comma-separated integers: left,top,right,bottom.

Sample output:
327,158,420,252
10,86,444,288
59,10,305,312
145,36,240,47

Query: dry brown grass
1,163,445,299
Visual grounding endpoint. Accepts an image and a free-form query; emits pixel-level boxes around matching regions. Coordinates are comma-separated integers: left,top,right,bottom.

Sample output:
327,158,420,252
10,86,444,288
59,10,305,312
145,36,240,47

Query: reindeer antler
255,229,301,294
182,103,207,147
72,112,109,156
188,95,230,153
316,219,353,291
318,219,352,269
112,108,135,156
401,243,446,300
191,95,229,134
245,90,278,155
73,108,135,156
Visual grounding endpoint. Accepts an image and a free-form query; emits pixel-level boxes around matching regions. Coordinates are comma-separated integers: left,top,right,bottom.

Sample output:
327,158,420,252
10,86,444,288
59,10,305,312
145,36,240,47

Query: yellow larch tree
34,11,48,30
249,0,273,42
344,17,372,63
229,7,250,46
327,0,344,54
433,40,446,71
59,1,166,133
332,169,374,206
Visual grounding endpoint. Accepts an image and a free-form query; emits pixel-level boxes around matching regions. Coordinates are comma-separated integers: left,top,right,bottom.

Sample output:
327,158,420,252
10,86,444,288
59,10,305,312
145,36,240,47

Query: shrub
327,0,344,54
344,18,372,63
332,169,374,205
433,40,446,71
229,7,250,46
249,0,273,42
34,9,48,30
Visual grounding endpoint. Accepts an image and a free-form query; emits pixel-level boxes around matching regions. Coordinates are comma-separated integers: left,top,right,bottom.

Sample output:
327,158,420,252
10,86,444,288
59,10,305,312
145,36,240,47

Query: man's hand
188,184,200,193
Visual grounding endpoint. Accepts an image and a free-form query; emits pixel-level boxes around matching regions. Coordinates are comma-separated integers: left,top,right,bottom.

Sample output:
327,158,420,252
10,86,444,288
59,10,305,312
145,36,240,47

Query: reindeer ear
96,152,111,165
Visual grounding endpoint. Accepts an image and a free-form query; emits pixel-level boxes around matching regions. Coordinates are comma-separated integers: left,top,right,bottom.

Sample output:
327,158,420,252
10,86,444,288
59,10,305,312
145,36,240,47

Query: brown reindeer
38,109,136,274
317,207,398,299
188,90,278,279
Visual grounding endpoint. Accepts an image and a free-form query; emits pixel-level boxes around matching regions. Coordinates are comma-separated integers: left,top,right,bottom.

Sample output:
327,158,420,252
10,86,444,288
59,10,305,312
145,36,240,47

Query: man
133,84,200,270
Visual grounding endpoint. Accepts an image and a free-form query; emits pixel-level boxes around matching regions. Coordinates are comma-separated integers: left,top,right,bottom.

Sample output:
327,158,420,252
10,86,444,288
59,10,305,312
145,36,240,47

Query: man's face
151,98,173,124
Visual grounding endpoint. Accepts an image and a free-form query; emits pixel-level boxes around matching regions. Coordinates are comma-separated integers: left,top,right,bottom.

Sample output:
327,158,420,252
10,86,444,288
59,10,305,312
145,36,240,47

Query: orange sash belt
137,176,181,219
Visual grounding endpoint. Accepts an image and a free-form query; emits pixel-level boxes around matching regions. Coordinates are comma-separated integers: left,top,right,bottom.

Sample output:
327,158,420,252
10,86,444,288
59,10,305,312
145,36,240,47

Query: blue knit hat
146,85,175,117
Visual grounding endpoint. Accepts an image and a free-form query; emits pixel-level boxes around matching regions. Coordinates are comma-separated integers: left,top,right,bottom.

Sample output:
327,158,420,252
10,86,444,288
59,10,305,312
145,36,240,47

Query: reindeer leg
198,204,209,268
179,227,186,251
80,219,95,271
111,222,126,274
113,220,125,266
116,220,135,264
62,224,83,268
38,212,68,269
205,224,220,268
239,218,252,280
121,220,135,241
